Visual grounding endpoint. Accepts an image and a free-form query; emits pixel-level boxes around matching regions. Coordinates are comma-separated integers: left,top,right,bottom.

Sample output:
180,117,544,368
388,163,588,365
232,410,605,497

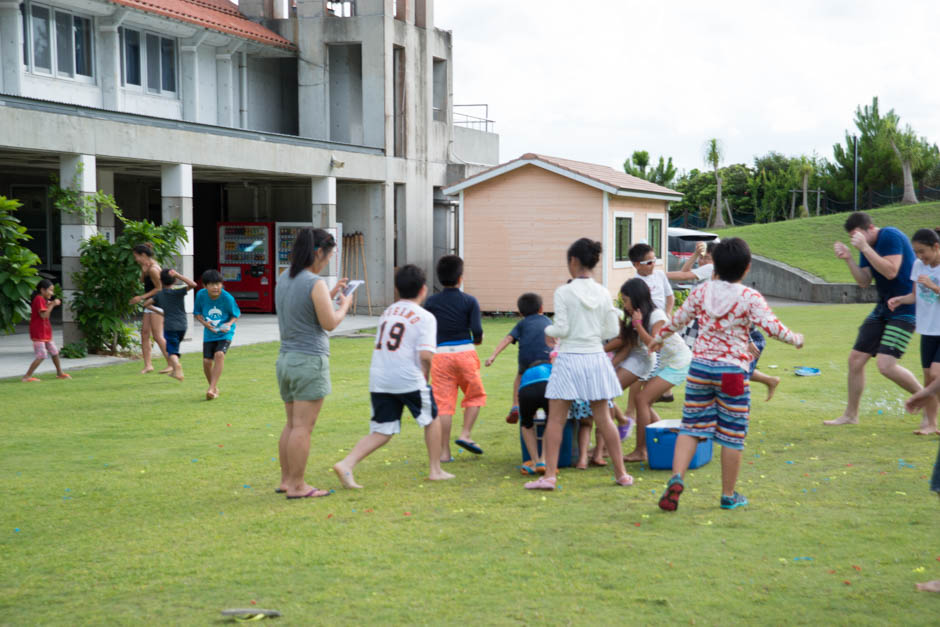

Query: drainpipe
239,51,248,128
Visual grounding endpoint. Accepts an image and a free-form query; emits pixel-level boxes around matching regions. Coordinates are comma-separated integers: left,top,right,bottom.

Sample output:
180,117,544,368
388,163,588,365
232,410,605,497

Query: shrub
59,339,88,359
71,220,186,355
0,196,42,334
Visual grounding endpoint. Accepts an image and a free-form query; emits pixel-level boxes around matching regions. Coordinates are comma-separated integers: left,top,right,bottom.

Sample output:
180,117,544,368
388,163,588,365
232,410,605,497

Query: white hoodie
546,278,621,353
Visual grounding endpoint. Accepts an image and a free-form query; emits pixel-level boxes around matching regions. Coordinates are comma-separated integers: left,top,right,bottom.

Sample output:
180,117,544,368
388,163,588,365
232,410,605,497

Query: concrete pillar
0,0,24,95
161,164,195,338
60,154,98,345
97,22,122,110
96,170,116,243
311,176,336,227
215,51,234,126
181,42,200,122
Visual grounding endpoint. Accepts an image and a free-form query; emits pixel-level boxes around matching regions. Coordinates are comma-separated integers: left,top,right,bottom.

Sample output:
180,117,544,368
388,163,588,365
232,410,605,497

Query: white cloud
436,0,940,175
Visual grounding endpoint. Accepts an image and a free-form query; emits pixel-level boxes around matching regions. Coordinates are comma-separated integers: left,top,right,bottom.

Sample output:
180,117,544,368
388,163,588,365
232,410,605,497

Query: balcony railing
453,104,494,133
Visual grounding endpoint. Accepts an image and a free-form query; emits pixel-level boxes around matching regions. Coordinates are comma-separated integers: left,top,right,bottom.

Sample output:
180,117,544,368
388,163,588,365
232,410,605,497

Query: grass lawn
716,202,940,283
2,310,939,625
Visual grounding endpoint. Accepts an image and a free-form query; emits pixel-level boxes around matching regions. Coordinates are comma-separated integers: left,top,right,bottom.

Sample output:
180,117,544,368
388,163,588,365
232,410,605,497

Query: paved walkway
0,314,379,380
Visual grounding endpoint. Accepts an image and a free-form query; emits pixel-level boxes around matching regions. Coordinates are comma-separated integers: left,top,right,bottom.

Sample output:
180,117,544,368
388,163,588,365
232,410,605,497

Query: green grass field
2,310,939,625
717,202,940,282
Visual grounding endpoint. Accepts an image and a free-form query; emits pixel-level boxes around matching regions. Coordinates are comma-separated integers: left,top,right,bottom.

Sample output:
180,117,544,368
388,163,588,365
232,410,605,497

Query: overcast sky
434,0,940,175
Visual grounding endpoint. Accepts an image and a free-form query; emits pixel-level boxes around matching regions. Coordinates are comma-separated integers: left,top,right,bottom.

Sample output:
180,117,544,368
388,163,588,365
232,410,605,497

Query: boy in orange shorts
424,255,487,460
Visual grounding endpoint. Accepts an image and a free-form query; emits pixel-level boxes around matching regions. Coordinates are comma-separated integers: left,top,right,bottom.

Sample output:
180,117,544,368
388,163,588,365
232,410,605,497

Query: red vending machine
217,222,274,313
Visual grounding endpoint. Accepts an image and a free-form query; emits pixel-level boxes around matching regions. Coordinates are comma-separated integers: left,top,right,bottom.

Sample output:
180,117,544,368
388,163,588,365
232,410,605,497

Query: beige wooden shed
442,153,683,312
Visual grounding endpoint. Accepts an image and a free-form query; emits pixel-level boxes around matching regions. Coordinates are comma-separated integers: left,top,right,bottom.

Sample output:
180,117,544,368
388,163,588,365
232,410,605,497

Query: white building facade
0,0,498,341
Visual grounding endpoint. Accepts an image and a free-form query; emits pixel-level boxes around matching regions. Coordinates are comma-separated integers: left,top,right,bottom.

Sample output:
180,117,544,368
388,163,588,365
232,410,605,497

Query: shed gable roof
109,0,296,51
443,153,683,201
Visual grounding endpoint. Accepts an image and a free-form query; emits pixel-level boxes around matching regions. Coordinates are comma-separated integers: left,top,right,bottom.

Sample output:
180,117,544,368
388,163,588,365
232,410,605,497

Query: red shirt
29,294,52,342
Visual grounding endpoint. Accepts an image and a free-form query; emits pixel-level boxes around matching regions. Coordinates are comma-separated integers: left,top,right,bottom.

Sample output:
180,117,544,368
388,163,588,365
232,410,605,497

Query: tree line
623,97,940,228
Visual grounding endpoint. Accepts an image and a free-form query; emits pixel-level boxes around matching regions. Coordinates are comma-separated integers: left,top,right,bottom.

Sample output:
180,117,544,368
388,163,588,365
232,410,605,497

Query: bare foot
429,469,455,481
623,449,648,462
590,457,607,467
333,462,363,489
575,460,588,470
916,580,940,592
171,371,184,382
913,427,940,435
141,366,154,374
823,415,858,426
765,376,781,401
158,366,173,375
206,389,219,400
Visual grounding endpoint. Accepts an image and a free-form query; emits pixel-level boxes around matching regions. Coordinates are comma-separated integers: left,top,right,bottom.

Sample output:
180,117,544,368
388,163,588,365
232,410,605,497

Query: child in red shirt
23,279,70,382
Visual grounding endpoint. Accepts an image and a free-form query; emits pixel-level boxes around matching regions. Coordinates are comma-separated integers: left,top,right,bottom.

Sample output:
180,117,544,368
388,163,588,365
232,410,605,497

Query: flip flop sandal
535,462,546,475
518,461,537,476
615,474,634,486
524,476,556,490
286,488,332,499
455,439,483,455
221,609,281,621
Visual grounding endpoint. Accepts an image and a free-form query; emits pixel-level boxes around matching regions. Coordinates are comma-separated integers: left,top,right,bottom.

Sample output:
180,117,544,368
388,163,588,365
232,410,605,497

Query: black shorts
203,339,232,359
852,304,915,359
518,380,548,429
370,387,437,435
922,335,940,369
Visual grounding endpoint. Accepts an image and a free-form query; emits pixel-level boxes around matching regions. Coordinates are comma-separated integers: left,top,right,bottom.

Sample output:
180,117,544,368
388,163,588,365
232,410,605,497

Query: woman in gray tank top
274,228,352,499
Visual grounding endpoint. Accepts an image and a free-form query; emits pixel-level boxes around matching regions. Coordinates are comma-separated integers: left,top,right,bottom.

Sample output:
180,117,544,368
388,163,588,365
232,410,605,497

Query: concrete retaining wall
743,255,878,304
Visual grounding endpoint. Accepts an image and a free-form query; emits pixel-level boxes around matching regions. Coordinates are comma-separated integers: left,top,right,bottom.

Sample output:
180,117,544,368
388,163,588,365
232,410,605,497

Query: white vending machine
275,222,342,290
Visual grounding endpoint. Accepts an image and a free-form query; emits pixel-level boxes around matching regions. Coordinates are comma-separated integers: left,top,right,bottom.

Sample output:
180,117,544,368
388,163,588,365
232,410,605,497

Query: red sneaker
505,406,519,424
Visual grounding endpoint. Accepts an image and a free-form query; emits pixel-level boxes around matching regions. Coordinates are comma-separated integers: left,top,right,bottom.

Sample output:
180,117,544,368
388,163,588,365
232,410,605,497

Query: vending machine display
217,222,274,312
275,222,342,288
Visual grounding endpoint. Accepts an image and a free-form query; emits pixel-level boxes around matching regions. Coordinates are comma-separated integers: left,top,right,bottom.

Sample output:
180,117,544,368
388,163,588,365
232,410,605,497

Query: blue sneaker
658,474,684,511
720,491,748,509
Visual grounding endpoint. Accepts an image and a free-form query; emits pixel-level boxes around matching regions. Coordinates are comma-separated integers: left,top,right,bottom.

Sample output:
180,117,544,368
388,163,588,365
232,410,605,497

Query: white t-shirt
650,308,691,370
691,263,714,281
639,270,674,311
369,300,437,393
911,259,940,335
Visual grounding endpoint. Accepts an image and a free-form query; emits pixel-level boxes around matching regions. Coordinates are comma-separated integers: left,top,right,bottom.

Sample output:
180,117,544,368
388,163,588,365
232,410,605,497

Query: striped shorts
680,358,750,450
852,304,915,360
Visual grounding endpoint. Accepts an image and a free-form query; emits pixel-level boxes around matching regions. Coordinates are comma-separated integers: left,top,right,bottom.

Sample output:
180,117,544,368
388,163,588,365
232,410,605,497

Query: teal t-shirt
194,288,240,341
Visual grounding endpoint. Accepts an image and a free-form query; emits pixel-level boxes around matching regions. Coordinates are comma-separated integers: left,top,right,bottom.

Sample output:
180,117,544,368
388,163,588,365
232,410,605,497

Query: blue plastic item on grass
794,367,821,376
520,418,579,468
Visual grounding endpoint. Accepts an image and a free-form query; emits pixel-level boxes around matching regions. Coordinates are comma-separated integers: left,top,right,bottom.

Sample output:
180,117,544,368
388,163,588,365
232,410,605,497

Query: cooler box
520,418,579,468
647,419,713,470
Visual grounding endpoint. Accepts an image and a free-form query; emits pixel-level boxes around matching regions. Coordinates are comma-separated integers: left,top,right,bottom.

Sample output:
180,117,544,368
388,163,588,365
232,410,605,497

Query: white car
667,227,719,272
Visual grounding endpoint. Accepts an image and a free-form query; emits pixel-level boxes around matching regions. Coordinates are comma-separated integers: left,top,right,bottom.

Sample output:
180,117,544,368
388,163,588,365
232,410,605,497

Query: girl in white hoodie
524,238,634,490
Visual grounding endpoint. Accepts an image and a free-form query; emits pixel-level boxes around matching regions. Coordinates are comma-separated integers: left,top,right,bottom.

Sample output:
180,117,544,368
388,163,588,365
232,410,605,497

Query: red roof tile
109,0,296,51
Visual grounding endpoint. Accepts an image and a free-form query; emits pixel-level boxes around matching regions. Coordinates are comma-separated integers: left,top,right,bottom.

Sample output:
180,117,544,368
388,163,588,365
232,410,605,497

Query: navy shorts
203,339,232,359
370,387,437,435
164,329,185,357
922,335,940,369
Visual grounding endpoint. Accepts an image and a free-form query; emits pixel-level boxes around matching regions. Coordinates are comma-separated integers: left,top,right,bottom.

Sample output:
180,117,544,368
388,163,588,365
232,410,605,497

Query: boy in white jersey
333,265,456,488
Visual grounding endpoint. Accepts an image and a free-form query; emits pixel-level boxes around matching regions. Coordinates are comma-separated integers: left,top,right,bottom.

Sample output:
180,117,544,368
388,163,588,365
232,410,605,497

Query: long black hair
289,227,337,278
911,227,940,248
619,278,654,349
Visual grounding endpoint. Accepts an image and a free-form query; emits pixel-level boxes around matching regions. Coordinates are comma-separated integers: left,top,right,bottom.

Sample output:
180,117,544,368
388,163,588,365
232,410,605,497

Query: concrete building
442,153,682,312
0,0,498,342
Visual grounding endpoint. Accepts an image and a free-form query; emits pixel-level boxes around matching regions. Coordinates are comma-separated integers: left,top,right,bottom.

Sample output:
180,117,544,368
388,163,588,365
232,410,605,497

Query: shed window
615,216,632,262
648,217,663,259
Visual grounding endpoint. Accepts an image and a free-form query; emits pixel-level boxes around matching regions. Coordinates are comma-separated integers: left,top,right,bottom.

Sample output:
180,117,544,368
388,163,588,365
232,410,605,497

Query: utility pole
853,134,858,212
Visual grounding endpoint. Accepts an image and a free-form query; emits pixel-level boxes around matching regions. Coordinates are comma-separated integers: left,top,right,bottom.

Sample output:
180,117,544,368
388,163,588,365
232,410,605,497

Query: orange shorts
430,350,487,415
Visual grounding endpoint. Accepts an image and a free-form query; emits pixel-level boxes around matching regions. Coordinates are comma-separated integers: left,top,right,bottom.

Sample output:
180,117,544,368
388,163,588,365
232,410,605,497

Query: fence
670,185,940,229
453,104,495,133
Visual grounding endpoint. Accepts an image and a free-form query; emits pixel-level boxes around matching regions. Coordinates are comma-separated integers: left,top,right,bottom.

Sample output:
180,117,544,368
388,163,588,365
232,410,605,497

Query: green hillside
715,202,940,282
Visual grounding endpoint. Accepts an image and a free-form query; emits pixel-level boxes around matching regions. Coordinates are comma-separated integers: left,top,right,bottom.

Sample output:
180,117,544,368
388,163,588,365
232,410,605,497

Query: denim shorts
164,329,185,356
276,351,331,402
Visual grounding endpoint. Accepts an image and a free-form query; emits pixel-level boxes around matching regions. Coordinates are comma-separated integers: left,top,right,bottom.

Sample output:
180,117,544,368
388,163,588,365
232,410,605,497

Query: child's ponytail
618,278,655,349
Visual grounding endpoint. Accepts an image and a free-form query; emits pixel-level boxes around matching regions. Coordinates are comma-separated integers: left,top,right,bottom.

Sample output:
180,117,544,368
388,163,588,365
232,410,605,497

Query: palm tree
798,157,813,218
883,115,921,204
703,138,725,228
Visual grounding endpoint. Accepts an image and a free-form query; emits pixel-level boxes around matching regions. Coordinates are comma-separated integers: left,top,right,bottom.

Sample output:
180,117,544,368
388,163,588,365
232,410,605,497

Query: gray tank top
276,269,330,356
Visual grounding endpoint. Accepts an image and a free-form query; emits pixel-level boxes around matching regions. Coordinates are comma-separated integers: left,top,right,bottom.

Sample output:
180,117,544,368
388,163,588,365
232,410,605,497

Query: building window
120,27,177,95
432,58,446,122
23,2,93,80
615,215,632,262
648,217,663,259
326,1,355,17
